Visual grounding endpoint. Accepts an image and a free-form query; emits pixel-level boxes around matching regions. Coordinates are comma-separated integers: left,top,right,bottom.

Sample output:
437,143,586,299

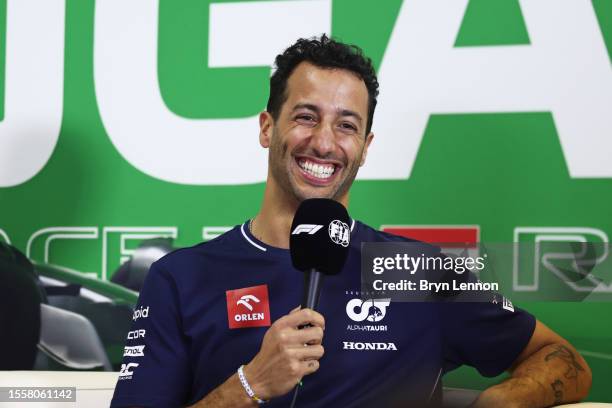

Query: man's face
260,62,374,204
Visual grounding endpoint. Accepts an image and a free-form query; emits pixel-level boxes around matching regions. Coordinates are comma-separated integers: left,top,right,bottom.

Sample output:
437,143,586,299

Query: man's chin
291,185,337,202
293,184,348,203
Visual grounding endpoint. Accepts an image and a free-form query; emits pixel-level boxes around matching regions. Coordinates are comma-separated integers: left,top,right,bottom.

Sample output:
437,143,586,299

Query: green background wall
1,0,610,401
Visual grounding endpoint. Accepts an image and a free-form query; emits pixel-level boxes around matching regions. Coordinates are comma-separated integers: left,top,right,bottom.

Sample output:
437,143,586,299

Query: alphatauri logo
343,342,398,351
346,298,391,323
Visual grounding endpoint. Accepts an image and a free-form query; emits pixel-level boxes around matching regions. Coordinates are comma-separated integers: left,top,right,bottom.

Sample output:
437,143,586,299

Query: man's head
260,35,379,205
267,35,379,135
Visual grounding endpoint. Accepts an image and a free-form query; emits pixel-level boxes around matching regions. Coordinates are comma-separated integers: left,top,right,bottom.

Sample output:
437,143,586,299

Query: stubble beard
268,127,363,204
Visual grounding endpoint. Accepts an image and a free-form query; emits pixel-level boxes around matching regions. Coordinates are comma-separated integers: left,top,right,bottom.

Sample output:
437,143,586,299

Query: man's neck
252,182,298,249
252,179,348,249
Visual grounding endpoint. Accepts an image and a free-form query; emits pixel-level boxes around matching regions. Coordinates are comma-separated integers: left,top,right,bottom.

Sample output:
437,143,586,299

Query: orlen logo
292,224,323,235
119,363,139,380
226,285,271,329
343,342,397,351
132,306,149,321
346,298,391,323
127,329,146,340
237,294,260,311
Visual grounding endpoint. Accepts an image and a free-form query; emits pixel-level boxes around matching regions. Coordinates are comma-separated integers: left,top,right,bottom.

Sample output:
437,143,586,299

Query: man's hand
189,307,325,408
243,307,326,400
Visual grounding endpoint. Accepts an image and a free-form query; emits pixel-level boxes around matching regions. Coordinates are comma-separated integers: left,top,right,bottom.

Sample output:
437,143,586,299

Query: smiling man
111,35,591,408
264,60,373,204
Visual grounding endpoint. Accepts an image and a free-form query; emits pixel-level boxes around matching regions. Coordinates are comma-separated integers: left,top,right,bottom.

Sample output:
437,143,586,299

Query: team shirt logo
346,298,390,322
132,305,149,321
124,345,146,357
127,329,146,340
119,363,139,380
236,294,260,311
492,295,515,313
343,342,398,351
226,285,271,329
502,297,515,312
346,297,390,332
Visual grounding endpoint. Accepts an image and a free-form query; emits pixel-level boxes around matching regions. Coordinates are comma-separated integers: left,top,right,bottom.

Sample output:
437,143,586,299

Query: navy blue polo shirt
111,221,535,407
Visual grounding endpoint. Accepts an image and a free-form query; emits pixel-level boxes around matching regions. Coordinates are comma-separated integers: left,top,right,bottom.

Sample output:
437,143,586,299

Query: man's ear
259,111,274,148
360,132,374,166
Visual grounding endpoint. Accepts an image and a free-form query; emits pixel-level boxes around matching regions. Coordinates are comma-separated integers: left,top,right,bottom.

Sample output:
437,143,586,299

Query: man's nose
310,122,335,158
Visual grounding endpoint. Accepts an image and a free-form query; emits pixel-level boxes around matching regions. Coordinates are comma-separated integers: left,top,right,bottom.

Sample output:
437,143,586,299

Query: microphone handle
302,268,323,309
292,269,323,408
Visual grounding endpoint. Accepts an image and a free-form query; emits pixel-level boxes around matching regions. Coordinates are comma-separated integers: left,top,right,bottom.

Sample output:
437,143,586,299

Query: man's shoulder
152,224,244,272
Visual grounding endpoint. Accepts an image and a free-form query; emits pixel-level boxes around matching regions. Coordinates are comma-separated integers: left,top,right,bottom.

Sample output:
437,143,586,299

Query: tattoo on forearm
551,379,564,404
545,345,584,390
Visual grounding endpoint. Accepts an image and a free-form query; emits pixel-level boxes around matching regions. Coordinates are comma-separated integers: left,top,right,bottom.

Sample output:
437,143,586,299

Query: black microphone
288,198,351,408
290,198,351,309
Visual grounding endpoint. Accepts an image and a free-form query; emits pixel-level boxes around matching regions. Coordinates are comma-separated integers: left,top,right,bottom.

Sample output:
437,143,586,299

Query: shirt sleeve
439,279,536,377
111,260,192,407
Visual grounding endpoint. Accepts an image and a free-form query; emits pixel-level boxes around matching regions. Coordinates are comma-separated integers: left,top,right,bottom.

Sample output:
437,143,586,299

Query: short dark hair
267,34,379,134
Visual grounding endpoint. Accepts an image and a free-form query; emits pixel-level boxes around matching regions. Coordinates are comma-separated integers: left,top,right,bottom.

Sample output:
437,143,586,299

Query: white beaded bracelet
237,365,268,405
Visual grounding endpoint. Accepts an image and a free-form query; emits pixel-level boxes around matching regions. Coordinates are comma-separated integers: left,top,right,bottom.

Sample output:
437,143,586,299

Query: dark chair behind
0,243,42,369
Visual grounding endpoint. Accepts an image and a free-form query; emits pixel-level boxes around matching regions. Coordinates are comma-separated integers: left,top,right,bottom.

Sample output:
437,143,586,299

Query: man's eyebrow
339,109,363,125
291,103,320,113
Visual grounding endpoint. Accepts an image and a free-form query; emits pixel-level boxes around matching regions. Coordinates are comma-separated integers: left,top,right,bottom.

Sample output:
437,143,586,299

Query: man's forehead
284,62,369,115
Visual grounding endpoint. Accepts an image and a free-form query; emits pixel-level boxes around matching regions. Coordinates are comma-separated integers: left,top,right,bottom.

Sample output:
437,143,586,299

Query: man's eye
297,115,315,122
340,122,357,131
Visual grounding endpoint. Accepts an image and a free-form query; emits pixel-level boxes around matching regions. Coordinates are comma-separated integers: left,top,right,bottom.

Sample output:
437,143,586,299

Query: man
111,35,591,407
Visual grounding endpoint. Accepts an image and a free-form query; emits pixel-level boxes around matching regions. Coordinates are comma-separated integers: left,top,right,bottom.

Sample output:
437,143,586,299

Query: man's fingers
273,309,303,329
293,344,325,361
291,326,324,345
301,359,320,376
282,308,325,329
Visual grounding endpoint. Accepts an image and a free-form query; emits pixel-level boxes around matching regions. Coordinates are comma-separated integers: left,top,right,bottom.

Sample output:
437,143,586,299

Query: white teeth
298,159,335,179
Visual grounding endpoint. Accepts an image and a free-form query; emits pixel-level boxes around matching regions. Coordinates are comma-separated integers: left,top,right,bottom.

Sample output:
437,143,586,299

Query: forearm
474,342,592,408
188,372,257,408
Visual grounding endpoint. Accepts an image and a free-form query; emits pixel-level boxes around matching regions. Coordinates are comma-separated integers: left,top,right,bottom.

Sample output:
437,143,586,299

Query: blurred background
0,0,611,404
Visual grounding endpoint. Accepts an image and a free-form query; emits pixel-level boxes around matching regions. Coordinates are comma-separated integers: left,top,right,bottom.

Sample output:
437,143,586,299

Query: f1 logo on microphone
226,285,271,329
292,224,323,235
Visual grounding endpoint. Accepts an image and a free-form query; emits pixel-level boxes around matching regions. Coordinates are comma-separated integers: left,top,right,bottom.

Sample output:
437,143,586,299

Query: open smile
295,156,342,185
